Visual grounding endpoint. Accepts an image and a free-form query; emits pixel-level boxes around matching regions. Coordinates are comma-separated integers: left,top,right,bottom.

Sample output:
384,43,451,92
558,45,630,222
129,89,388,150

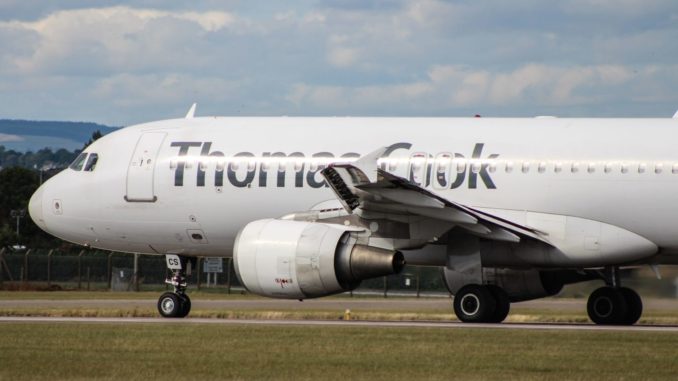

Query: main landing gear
453,284,510,323
586,267,642,325
157,255,194,318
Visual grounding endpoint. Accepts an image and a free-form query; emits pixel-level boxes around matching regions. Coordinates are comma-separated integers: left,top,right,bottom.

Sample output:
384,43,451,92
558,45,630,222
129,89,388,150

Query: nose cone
29,185,46,231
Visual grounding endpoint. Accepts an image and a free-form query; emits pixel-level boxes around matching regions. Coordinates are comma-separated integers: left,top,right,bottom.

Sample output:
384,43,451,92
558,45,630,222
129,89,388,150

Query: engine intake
233,219,403,299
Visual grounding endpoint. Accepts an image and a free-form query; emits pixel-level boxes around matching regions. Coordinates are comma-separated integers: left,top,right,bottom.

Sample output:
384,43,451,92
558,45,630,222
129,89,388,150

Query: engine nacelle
233,219,405,299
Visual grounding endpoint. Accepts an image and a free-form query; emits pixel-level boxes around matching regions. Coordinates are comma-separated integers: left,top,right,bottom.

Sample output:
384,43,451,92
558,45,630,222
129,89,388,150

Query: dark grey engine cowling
234,219,404,299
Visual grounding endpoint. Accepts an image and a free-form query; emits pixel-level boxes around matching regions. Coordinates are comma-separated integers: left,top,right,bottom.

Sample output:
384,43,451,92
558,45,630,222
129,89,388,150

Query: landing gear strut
587,266,642,325
453,284,511,323
157,255,194,318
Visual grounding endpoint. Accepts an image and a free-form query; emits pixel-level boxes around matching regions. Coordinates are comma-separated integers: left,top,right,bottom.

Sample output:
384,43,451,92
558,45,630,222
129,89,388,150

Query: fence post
23,249,31,285
86,267,90,291
107,252,113,290
416,267,421,298
133,253,139,292
47,250,53,287
226,258,232,294
77,250,84,289
0,247,4,288
196,257,202,290
383,276,388,298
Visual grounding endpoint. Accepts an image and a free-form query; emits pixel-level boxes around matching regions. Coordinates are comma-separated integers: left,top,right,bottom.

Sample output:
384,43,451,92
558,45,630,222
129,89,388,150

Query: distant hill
0,119,118,152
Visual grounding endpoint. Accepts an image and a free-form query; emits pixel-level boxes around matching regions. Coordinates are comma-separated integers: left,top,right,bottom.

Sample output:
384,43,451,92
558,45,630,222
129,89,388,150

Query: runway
2,316,678,332
2,296,676,311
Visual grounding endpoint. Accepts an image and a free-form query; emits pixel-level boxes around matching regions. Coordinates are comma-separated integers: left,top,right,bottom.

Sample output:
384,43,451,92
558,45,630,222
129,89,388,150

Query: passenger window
69,153,88,171
277,160,287,173
436,154,452,174
388,159,398,172
571,163,579,173
455,160,466,174
521,162,530,173
471,162,481,174
538,162,546,173
554,163,562,173
247,159,257,172
293,159,303,172
83,153,99,172
587,163,596,173
655,164,663,174
432,153,452,189
505,162,513,173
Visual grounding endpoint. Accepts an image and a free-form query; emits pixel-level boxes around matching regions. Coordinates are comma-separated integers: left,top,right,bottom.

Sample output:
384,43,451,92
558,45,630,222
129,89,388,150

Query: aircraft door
125,132,167,202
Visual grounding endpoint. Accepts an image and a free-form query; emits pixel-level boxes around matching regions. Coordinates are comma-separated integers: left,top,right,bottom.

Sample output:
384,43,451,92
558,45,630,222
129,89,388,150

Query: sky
0,0,676,126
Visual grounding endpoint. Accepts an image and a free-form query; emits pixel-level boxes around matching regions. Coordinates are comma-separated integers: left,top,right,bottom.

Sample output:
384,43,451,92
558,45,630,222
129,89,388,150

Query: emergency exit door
125,132,166,202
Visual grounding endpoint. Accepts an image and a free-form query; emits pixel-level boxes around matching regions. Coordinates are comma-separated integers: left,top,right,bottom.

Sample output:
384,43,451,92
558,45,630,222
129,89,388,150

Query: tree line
0,131,102,249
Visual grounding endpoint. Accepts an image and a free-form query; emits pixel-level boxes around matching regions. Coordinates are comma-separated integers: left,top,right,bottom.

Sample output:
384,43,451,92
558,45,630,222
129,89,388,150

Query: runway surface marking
2,316,678,332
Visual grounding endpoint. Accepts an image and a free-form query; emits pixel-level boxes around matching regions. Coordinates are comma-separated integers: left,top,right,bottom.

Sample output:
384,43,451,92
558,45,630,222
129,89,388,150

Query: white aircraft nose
29,185,46,230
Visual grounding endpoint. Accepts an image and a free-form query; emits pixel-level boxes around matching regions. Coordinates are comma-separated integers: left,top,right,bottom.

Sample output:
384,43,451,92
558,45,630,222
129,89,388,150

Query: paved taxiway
1,297,677,311
2,316,678,332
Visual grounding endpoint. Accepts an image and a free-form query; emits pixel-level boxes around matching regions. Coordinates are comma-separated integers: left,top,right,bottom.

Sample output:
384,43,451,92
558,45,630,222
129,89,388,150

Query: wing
315,146,551,250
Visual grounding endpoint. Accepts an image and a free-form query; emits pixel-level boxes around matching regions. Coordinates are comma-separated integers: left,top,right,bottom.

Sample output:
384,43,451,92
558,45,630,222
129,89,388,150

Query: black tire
157,292,182,318
453,285,497,323
619,287,642,325
177,293,192,318
587,287,628,325
486,285,511,323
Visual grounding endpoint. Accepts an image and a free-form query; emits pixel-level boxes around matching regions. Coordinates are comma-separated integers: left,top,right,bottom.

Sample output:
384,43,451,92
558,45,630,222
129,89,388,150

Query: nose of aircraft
28,185,46,230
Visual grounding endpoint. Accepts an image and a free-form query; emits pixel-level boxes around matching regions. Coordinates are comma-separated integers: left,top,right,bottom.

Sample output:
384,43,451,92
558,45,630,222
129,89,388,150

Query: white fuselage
29,117,678,265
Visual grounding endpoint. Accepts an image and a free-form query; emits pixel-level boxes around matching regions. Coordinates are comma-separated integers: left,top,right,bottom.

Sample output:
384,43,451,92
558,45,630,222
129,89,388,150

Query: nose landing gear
157,255,194,318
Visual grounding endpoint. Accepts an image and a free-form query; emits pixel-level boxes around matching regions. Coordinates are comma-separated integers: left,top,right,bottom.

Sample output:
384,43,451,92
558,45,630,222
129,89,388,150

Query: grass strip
2,307,678,325
1,322,677,380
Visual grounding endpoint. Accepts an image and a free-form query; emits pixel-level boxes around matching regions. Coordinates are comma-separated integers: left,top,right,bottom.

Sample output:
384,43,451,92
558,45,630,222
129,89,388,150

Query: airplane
27,105,678,325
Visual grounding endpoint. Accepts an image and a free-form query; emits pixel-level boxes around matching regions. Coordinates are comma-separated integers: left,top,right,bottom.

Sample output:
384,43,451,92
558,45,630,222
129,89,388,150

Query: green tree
0,167,56,248
83,130,103,150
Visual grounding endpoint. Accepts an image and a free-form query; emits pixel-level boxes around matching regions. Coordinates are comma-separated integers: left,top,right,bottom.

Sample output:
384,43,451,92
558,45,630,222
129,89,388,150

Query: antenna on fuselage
185,103,197,119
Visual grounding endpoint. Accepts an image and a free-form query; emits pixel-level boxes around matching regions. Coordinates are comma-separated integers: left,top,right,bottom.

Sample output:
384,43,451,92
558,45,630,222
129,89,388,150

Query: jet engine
233,219,405,299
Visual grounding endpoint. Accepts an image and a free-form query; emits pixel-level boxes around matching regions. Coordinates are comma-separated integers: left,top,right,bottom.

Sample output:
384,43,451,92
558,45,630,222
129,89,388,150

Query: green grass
0,322,677,380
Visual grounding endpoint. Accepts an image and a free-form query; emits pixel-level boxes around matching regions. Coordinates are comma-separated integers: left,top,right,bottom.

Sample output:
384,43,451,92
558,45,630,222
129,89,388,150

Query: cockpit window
84,153,99,172
69,153,88,171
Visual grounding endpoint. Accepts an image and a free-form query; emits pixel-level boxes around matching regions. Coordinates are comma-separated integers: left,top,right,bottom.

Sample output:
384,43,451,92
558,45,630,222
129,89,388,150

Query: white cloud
0,1,677,124
92,73,243,107
0,133,23,143
0,7,236,75
285,63,658,113
327,46,359,67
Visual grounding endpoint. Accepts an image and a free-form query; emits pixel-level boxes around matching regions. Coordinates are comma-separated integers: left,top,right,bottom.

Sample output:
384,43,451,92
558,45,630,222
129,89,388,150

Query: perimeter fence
0,247,449,296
